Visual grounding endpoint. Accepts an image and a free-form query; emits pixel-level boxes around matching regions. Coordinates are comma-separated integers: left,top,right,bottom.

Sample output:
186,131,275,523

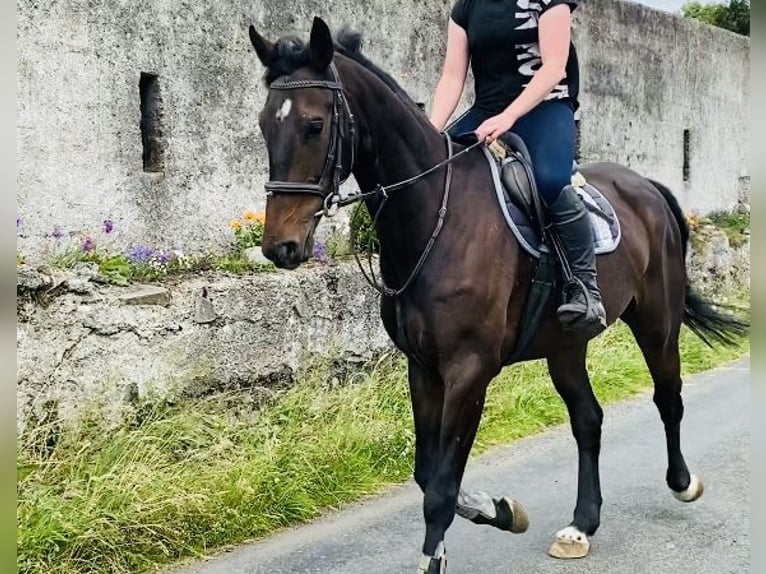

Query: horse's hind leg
546,344,604,560
623,306,704,502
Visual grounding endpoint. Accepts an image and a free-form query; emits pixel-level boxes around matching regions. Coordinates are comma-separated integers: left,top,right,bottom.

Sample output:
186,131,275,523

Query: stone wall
573,0,750,215
16,0,454,262
17,0,750,262
17,262,390,429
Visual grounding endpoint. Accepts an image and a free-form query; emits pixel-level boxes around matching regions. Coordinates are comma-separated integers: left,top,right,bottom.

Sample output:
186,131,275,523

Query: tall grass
17,323,748,574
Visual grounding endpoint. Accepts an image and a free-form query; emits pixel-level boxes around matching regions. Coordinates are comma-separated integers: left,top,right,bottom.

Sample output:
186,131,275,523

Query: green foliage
230,213,265,253
350,205,379,254
324,228,353,259
17,321,748,574
36,212,273,286
48,247,275,285
682,0,749,36
97,253,132,285
705,209,750,248
49,247,101,270
210,255,275,274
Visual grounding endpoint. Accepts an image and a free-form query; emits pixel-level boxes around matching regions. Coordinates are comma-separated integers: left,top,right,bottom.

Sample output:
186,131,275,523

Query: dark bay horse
247,17,747,572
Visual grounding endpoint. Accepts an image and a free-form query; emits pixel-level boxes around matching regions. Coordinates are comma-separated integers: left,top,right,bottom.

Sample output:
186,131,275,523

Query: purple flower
103,219,114,234
81,237,95,252
312,241,330,265
127,245,154,263
51,226,66,240
16,216,23,236
157,251,172,265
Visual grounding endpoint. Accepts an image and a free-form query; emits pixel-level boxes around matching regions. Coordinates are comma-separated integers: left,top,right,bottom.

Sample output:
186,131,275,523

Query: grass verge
17,323,749,574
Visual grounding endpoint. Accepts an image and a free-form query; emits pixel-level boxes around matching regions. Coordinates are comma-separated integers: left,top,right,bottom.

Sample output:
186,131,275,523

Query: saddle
496,133,546,236
452,132,620,259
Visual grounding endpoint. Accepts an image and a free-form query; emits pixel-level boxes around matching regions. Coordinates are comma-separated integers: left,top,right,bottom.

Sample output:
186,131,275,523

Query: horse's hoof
416,556,446,574
672,473,704,502
504,498,529,533
417,542,446,574
456,491,529,533
547,526,590,559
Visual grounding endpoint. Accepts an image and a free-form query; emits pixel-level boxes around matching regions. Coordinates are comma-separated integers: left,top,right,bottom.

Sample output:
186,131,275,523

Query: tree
682,0,750,36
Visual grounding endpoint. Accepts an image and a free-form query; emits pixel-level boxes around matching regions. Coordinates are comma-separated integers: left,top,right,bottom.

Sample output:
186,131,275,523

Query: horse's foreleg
546,345,604,560
409,359,444,493
417,353,494,574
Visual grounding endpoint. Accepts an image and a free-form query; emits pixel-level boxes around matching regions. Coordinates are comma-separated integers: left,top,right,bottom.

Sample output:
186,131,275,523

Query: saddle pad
481,147,621,259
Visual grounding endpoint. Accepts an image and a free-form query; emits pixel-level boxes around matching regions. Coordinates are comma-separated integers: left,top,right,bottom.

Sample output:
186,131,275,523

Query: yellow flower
243,211,266,225
686,213,700,231
230,219,243,231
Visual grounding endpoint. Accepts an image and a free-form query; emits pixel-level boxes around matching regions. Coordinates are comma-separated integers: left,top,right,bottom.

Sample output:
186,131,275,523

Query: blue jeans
446,100,576,205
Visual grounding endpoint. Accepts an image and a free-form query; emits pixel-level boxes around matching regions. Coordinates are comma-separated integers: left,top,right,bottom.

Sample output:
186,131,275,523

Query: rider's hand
475,110,517,143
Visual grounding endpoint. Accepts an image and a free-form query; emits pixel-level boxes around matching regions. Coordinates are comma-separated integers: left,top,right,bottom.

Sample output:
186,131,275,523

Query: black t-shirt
451,0,580,114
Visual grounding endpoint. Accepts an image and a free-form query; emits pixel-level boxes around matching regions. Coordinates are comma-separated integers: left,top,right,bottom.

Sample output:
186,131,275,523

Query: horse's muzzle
264,240,303,269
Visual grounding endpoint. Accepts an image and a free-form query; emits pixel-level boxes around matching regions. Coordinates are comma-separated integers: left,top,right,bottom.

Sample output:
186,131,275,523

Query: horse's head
249,17,354,269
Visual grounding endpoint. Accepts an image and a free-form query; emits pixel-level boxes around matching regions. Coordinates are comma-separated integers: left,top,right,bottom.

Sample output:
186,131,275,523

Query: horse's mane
263,26,420,110
263,35,310,84
334,28,418,108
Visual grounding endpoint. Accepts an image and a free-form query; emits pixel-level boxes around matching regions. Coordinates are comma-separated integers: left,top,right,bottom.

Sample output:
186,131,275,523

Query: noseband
263,62,356,217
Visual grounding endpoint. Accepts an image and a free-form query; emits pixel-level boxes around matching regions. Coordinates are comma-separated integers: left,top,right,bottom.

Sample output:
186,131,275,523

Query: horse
246,16,747,572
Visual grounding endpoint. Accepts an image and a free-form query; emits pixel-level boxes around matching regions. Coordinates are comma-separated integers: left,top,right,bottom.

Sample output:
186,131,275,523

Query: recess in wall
139,72,165,173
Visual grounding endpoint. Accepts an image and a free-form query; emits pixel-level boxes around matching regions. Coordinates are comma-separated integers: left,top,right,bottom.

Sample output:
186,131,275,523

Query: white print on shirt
517,42,570,99
515,0,542,30
544,84,570,99
517,42,541,78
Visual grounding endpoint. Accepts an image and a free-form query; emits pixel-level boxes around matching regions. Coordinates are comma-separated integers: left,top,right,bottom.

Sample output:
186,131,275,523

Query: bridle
261,60,484,296
263,61,356,218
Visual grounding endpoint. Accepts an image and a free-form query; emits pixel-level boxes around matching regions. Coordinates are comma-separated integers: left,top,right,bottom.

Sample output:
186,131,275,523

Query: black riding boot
546,185,607,336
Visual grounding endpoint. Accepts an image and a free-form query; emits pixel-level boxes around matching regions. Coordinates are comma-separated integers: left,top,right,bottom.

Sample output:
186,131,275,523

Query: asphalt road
170,358,750,574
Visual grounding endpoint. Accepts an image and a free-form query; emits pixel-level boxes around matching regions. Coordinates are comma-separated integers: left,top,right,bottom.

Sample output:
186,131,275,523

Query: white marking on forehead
276,98,292,122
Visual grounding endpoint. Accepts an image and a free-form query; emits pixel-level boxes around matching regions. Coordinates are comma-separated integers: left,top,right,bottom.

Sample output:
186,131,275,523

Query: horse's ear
309,16,334,72
249,24,274,66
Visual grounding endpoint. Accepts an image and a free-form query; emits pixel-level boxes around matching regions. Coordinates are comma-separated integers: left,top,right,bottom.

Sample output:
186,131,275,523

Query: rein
328,139,482,212
263,62,484,297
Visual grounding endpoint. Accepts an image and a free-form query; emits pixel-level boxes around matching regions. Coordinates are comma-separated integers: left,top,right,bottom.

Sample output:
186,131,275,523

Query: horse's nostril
283,241,299,259
274,241,302,269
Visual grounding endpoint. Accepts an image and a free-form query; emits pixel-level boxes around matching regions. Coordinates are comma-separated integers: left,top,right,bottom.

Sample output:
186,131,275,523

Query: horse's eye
306,119,324,137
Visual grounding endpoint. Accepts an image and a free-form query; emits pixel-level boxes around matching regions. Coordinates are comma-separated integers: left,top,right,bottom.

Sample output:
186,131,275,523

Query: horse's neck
350,73,446,191
340,59,449,284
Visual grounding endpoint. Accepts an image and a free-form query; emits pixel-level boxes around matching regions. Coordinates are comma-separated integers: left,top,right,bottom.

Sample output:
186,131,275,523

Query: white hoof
547,526,590,559
672,474,704,502
417,541,446,573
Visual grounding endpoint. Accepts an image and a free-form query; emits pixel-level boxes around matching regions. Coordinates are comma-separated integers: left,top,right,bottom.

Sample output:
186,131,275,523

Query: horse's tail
648,178,749,348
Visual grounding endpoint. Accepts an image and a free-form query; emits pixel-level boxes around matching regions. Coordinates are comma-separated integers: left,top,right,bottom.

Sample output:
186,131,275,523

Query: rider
429,0,607,335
